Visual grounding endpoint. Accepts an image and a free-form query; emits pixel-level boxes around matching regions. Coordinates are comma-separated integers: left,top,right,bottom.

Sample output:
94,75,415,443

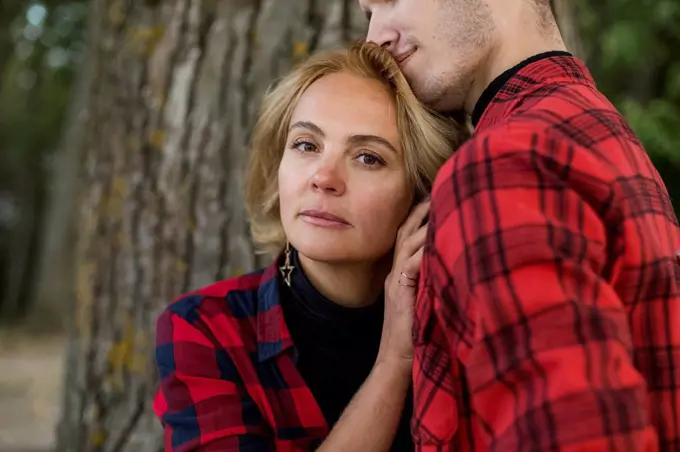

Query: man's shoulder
458,81,643,169
496,82,639,150
432,80,670,225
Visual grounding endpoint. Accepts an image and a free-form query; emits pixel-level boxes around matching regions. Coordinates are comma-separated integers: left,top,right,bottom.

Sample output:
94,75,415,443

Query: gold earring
279,241,294,287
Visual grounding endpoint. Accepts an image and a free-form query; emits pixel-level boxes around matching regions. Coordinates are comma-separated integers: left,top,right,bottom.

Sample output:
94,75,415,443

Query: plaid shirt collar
473,51,596,130
255,257,295,362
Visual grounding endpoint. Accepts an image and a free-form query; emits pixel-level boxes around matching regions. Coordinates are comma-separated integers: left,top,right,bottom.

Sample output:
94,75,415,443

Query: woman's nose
310,158,346,196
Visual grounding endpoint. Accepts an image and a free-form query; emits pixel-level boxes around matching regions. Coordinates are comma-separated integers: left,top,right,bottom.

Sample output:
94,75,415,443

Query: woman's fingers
401,247,424,281
394,247,424,289
399,224,427,260
397,200,430,241
392,199,430,290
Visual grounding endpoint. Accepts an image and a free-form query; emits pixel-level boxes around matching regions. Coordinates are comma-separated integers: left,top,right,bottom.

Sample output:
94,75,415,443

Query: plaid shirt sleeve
154,299,271,451
414,125,662,450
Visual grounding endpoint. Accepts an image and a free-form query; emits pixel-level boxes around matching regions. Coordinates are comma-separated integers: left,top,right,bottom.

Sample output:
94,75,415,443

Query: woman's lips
299,210,352,229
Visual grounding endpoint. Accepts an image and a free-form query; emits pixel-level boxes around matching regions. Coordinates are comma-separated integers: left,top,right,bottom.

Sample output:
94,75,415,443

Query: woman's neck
297,252,391,308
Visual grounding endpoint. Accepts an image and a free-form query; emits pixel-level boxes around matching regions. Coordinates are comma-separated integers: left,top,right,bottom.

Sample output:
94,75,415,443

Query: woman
153,41,467,451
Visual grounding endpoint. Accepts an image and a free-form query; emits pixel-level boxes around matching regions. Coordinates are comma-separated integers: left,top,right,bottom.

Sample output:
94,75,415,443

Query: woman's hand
378,200,430,367
316,201,430,452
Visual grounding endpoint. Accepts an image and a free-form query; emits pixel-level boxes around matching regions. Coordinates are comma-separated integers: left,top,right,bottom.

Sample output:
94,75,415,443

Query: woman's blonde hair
244,41,469,255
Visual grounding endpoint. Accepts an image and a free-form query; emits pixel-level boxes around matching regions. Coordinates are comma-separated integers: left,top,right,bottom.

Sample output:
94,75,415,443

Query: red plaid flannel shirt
412,55,680,451
153,263,329,451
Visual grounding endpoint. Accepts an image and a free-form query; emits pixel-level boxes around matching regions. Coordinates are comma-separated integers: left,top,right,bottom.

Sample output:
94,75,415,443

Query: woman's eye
294,141,317,153
357,153,383,166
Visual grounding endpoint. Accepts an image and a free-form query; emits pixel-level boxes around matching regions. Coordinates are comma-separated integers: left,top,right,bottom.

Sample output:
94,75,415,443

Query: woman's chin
295,244,363,264
293,240,390,266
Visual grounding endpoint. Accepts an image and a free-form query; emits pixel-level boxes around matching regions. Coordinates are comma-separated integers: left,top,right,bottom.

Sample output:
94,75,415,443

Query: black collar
471,50,572,127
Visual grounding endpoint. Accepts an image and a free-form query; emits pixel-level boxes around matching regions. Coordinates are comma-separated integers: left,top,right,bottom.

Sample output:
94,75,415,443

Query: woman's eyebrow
289,122,398,153
348,134,398,154
289,121,325,138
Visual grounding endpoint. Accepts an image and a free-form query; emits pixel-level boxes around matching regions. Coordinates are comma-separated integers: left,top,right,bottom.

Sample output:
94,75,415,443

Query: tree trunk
56,0,366,450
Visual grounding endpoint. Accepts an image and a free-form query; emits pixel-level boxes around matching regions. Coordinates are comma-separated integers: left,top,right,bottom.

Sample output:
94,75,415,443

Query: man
361,0,680,450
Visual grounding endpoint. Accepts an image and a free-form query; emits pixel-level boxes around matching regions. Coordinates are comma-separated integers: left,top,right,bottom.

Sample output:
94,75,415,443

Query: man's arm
425,129,658,450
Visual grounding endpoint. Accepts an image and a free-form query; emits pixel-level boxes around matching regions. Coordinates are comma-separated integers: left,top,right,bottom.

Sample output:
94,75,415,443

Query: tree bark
56,0,366,450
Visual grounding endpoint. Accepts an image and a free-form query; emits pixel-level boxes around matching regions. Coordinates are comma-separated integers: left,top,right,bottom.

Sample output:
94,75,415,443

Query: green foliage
575,0,680,205
621,98,680,162
0,1,86,316
0,1,87,173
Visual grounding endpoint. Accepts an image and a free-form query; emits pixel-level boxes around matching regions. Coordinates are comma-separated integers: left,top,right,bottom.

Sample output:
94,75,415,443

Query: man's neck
298,253,391,308
465,23,568,115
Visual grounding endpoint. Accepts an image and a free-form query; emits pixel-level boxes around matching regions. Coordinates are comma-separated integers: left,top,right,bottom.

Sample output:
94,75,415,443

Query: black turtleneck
471,50,572,127
279,248,414,451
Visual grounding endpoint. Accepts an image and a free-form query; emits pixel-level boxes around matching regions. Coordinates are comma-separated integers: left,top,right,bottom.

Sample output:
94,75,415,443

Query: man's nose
366,16,399,52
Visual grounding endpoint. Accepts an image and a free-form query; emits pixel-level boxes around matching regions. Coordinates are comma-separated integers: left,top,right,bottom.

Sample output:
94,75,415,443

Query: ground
0,330,64,452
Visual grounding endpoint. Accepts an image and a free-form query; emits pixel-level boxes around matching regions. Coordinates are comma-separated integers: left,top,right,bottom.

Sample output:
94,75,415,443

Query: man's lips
394,49,415,65
299,210,352,229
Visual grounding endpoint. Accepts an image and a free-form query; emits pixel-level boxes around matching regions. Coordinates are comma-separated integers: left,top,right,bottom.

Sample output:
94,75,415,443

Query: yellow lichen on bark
149,129,166,150
292,41,309,61
75,260,96,338
107,0,125,26
129,26,166,57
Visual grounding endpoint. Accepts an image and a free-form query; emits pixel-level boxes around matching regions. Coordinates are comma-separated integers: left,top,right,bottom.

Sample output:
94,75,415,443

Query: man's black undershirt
471,50,573,127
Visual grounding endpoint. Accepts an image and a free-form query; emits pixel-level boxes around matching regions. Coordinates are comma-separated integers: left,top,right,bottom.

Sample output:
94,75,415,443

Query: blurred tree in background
0,0,87,321
0,0,677,451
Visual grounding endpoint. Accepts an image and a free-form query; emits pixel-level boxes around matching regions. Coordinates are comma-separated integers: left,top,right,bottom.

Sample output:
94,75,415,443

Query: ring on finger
400,271,416,281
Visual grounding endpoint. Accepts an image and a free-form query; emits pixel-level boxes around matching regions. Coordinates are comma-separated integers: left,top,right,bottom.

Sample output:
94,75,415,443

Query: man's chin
407,75,466,113
409,82,444,110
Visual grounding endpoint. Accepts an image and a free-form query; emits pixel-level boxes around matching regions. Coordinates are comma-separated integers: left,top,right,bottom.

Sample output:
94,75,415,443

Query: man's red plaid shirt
412,54,680,451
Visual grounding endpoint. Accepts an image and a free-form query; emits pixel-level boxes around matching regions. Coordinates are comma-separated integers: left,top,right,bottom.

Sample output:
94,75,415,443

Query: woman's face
278,71,412,264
